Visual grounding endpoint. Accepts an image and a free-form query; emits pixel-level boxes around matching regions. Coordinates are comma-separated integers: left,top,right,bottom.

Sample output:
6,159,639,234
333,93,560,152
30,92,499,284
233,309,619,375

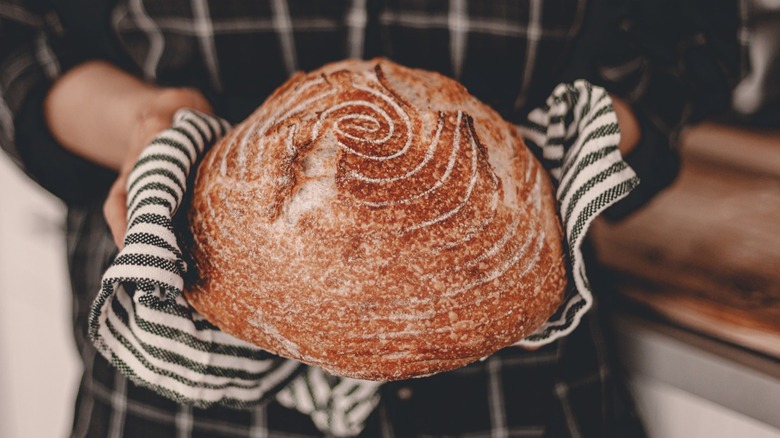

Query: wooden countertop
591,122,780,358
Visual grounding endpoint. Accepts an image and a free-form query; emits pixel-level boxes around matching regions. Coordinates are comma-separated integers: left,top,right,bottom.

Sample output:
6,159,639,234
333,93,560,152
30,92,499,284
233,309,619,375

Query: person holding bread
1,0,740,436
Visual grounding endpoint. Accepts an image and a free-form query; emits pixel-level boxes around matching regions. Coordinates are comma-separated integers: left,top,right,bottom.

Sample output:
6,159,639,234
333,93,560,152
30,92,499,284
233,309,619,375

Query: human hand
610,95,641,157
44,61,214,248
103,88,213,248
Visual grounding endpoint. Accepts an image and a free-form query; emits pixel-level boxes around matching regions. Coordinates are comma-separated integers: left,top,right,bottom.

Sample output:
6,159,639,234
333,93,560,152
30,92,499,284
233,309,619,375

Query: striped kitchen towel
89,80,638,437
87,111,303,406
514,80,640,347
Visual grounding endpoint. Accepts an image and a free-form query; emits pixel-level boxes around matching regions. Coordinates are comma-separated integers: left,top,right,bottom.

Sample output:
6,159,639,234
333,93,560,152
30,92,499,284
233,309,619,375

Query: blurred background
0,152,80,437
591,122,780,438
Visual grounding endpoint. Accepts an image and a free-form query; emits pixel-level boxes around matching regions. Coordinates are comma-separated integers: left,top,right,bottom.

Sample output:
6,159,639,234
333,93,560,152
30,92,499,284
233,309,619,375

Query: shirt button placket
396,386,413,401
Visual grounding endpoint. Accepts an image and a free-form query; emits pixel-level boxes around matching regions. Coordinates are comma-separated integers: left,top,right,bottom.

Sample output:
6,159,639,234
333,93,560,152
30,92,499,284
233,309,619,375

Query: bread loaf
185,58,567,380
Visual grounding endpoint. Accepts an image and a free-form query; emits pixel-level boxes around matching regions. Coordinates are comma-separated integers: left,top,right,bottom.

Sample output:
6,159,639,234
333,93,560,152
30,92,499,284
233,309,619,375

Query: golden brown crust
185,58,567,380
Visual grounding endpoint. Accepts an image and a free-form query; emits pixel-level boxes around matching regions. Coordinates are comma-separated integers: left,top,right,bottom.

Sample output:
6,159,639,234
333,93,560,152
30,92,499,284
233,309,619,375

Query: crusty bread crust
185,59,566,380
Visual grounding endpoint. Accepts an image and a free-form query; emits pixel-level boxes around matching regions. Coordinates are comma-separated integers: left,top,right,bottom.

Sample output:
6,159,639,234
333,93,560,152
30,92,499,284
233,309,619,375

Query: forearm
43,60,213,246
43,60,211,171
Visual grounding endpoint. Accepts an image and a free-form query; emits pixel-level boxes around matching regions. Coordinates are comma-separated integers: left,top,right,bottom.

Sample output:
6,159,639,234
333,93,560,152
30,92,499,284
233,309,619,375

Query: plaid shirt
2,0,742,436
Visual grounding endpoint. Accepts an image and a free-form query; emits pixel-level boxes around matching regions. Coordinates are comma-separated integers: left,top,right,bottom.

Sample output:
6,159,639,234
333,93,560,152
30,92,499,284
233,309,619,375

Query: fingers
609,95,641,157
102,87,213,250
104,174,128,249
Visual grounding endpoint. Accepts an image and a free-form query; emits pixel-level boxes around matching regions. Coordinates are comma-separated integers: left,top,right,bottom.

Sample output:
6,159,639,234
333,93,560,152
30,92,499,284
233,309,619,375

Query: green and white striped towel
514,80,640,347
89,80,638,437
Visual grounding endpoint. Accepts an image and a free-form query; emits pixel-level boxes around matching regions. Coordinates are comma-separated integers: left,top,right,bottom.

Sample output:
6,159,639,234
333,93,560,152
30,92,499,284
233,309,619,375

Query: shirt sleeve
0,1,115,205
559,0,740,219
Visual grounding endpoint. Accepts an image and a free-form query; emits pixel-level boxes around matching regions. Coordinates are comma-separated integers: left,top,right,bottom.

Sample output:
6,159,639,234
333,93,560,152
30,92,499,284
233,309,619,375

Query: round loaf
185,58,567,380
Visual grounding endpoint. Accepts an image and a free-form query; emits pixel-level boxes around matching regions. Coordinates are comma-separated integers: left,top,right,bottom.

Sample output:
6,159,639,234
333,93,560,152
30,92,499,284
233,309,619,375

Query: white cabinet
0,153,79,438
616,314,780,438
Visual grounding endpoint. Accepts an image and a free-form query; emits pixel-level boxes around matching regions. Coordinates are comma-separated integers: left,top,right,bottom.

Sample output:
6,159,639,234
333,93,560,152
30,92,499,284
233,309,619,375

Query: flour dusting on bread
185,59,567,380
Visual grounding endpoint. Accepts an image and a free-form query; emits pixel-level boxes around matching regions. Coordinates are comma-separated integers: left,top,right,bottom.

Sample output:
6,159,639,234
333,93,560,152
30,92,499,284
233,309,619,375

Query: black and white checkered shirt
1,0,743,436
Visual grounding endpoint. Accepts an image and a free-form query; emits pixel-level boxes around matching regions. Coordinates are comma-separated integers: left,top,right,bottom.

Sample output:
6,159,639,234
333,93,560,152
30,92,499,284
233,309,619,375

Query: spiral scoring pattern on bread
186,59,566,380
